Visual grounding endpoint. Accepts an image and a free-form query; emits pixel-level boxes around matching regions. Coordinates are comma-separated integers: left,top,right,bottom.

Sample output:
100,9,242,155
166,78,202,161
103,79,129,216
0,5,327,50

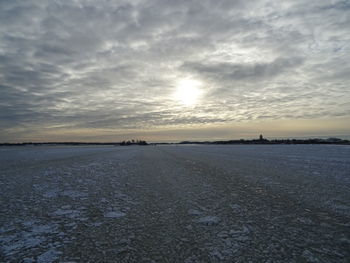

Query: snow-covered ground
0,145,349,262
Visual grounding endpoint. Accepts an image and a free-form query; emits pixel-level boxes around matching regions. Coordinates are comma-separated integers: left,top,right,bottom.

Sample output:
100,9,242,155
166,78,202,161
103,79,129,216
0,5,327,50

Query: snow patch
196,216,220,226
43,190,59,198
61,190,87,199
37,248,62,263
302,249,320,263
52,209,82,219
188,209,202,216
104,211,126,218
230,204,241,210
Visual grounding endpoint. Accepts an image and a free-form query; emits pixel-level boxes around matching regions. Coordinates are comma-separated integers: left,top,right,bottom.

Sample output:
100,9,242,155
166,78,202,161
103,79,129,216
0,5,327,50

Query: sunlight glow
173,79,203,106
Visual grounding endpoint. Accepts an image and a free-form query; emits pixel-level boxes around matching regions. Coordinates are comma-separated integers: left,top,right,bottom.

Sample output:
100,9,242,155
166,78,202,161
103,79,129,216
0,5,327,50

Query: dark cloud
0,0,349,141
181,57,304,81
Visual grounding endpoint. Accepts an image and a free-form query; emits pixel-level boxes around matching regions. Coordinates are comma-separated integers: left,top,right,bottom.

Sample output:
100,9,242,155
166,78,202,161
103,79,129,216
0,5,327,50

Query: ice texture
104,211,126,218
0,145,349,262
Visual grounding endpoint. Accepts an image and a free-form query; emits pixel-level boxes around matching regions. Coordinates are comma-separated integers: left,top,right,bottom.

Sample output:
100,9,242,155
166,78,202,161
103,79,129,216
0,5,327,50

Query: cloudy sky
1,0,349,142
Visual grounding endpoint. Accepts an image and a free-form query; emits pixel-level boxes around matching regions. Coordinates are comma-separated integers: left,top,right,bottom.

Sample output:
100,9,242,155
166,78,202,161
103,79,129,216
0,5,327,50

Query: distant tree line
120,139,148,146
0,140,149,147
1,136,349,147
178,137,350,145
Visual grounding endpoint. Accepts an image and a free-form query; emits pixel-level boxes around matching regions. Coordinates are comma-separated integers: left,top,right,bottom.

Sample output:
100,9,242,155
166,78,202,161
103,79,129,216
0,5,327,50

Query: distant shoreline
1,137,349,146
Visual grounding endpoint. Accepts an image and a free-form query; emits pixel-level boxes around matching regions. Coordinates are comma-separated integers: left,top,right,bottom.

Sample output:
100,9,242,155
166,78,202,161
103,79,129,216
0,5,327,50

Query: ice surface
60,190,88,199
196,216,220,225
0,145,349,262
188,209,202,216
37,248,62,263
104,211,126,218
52,209,82,219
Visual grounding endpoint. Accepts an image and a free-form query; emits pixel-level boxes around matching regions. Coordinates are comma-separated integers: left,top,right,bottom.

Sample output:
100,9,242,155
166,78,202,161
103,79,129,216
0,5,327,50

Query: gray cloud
181,57,304,81
0,0,349,141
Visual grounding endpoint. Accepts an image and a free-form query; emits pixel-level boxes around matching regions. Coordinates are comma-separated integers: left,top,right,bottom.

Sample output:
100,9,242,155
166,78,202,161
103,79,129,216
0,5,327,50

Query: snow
302,249,320,262
52,209,82,219
196,216,220,226
0,145,349,262
104,211,126,218
187,209,202,215
60,190,88,199
37,248,62,263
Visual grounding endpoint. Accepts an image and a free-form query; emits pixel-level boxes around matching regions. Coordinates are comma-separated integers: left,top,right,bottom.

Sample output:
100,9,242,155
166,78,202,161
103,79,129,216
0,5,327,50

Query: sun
173,79,203,106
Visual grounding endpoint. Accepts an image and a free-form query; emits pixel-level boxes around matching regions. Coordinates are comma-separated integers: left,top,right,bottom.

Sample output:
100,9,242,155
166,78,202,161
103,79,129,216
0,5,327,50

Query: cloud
181,57,304,81
0,0,349,141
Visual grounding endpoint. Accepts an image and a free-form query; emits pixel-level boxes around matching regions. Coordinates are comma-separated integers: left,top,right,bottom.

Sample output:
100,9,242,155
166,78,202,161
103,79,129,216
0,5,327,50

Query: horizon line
1,135,350,145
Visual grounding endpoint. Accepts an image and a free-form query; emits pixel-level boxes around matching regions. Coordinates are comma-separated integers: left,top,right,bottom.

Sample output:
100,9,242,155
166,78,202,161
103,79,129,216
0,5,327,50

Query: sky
1,0,350,142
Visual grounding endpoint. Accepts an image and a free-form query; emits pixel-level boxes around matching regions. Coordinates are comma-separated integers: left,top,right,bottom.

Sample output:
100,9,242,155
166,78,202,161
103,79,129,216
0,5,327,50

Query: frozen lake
0,145,349,262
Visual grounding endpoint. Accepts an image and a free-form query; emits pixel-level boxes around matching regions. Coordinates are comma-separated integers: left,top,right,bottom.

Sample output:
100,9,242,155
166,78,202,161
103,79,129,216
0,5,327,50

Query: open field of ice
0,145,349,262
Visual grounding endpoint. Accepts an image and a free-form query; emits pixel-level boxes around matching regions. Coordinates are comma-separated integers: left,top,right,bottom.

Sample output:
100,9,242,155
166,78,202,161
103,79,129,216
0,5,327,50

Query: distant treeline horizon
1,136,349,146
